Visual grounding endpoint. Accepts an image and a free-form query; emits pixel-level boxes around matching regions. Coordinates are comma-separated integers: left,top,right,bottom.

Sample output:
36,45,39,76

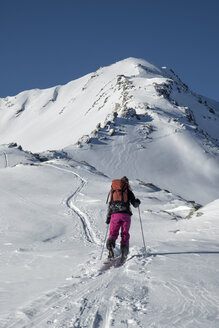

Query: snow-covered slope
0,57,218,152
1,57,219,204
0,58,219,327
0,146,218,328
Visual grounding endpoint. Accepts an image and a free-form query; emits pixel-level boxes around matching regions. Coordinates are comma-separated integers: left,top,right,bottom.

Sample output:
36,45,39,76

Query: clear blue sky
1,0,219,101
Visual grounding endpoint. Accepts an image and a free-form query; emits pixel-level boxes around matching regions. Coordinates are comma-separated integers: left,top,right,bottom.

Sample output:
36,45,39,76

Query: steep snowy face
0,58,197,150
0,57,218,153
0,57,218,152
0,58,162,151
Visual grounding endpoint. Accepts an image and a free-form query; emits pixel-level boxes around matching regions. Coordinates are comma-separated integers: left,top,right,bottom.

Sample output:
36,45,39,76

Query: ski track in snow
6,248,219,328
1,160,219,327
45,163,101,246
0,151,8,168
3,248,219,328
4,249,151,328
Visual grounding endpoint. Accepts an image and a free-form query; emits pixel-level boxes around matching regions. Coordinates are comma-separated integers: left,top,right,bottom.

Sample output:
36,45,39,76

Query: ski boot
120,245,129,262
106,238,115,259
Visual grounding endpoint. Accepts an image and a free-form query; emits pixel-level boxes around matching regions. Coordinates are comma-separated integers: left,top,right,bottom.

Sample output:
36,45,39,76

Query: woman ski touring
106,176,141,260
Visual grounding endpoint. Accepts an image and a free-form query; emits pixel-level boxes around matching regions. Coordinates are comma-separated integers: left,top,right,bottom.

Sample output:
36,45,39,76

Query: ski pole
100,224,109,260
138,206,146,254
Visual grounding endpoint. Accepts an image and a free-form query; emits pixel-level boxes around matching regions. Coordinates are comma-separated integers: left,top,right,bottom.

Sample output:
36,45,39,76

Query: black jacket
106,189,140,223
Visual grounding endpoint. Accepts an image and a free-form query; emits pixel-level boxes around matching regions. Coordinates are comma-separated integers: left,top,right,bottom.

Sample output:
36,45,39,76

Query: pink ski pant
109,213,131,247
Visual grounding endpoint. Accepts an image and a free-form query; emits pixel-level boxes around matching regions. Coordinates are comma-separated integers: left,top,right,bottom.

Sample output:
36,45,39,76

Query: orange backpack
109,179,129,204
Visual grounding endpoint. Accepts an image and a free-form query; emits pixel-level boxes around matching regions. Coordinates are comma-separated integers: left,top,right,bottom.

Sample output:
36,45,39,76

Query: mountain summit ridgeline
0,57,218,151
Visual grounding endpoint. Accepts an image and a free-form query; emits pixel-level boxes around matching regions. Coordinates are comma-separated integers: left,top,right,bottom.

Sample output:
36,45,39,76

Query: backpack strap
110,188,116,202
106,191,110,204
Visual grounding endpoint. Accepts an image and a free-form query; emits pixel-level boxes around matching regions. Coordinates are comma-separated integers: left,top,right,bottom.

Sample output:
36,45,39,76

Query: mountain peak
0,57,218,154
0,57,219,203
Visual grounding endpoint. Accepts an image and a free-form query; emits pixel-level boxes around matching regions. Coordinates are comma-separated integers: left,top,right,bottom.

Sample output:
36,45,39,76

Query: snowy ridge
0,58,219,327
0,57,218,151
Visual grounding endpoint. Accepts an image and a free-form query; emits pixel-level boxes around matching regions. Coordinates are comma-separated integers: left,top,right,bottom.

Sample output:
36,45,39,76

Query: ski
101,256,118,270
101,255,126,271
114,255,127,267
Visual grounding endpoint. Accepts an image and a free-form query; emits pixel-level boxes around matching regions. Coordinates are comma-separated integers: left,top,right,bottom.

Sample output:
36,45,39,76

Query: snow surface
0,58,219,327
1,57,219,204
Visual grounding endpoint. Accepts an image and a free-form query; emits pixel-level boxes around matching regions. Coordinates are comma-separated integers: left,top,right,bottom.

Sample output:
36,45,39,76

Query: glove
106,216,111,224
134,198,141,208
